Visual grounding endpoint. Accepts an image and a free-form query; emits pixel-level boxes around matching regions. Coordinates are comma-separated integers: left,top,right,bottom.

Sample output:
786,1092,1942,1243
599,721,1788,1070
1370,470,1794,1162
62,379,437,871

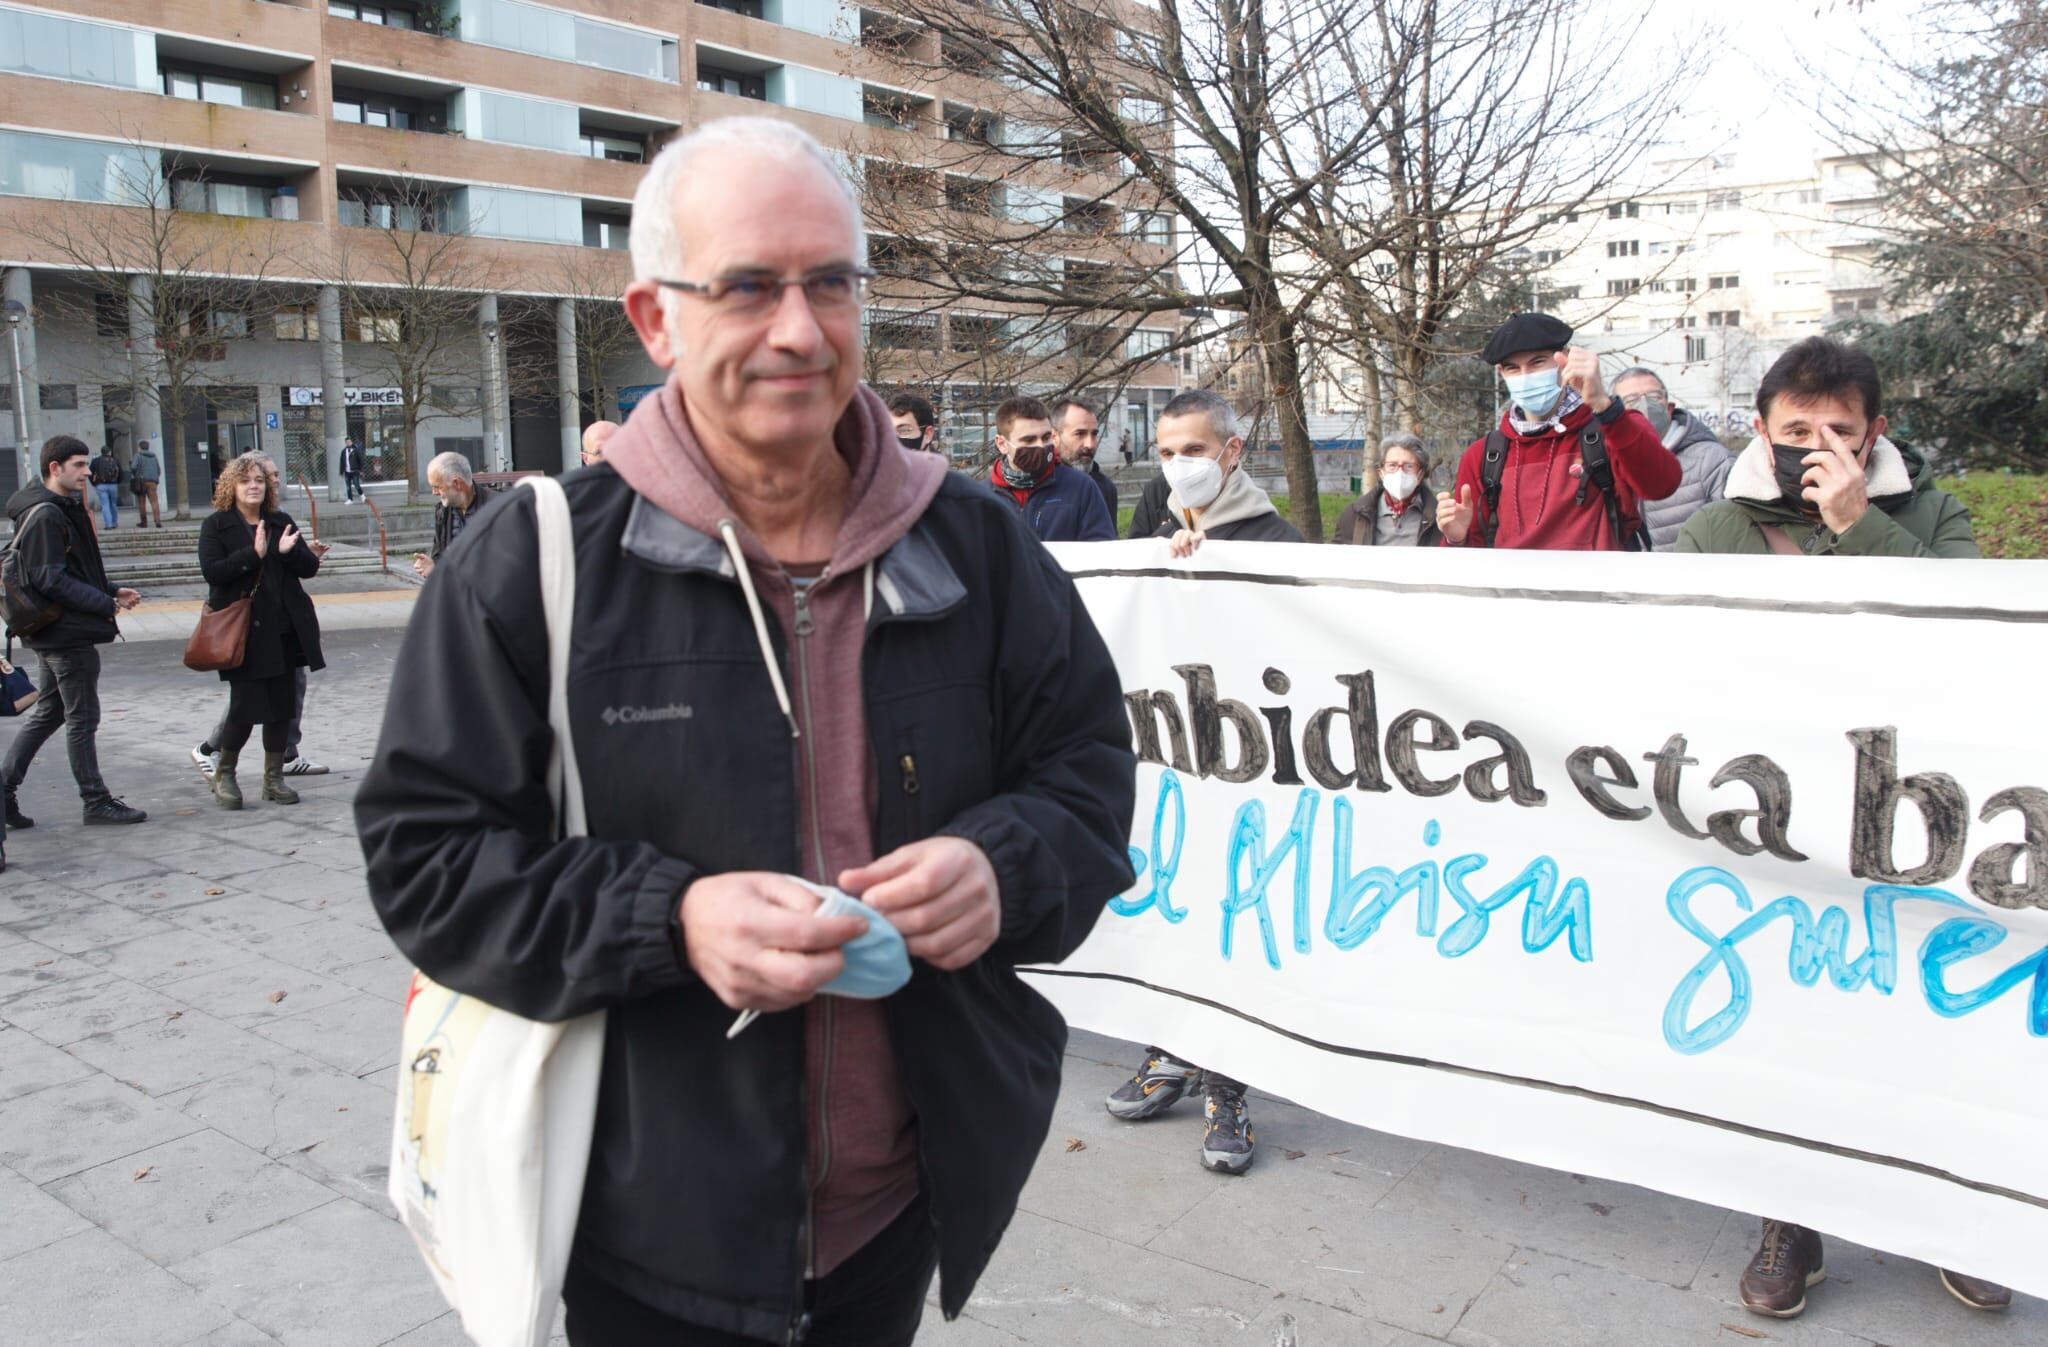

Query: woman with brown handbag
195,455,324,809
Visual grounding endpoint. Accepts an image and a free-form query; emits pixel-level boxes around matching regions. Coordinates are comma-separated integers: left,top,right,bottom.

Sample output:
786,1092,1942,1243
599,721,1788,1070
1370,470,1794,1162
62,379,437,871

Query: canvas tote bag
388,475,603,1347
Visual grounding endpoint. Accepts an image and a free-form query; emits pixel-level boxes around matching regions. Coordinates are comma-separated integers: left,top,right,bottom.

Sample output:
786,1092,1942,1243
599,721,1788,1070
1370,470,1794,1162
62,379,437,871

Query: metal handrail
294,472,319,539
363,494,388,574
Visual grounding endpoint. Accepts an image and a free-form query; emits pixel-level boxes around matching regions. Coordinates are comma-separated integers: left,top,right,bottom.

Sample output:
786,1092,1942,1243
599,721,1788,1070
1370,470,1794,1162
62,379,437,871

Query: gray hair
630,117,866,282
1611,365,1667,397
1374,432,1430,478
1160,388,1239,442
426,450,474,488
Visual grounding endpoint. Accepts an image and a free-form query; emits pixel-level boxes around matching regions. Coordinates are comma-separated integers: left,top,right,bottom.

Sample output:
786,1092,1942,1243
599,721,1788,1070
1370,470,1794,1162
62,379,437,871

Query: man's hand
679,872,868,1013
412,553,434,578
1555,347,1610,414
1438,483,1475,543
114,588,141,612
1804,427,1871,534
1167,527,1206,559
252,520,269,558
840,837,1001,972
279,524,301,554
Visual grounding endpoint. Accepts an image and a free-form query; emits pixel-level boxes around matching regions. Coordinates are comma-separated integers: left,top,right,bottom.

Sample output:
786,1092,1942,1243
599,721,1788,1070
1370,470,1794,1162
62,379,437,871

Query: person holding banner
1675,335,2000,1318
1436,312,1680,551
1150,388,1304,560
1332,433,1441,547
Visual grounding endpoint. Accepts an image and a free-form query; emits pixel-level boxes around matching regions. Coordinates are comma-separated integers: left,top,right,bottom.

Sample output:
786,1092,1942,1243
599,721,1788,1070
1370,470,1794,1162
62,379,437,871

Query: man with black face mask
1676,336,1977,558
1676,336,1991,1320
987,394,1114,542
888,391,939,453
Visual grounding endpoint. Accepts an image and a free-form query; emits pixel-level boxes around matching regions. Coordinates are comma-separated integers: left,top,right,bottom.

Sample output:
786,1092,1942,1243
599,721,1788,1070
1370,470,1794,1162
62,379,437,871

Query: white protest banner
1034,539,2048,1298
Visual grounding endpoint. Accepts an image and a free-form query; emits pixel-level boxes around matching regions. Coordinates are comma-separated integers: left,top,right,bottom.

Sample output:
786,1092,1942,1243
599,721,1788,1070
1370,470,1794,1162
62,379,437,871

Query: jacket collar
621,494,966,621
1726,434,1914,504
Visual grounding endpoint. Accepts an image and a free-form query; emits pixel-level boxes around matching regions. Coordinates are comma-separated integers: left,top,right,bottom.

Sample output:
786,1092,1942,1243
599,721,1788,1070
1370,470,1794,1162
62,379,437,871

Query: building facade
0,0,1180,501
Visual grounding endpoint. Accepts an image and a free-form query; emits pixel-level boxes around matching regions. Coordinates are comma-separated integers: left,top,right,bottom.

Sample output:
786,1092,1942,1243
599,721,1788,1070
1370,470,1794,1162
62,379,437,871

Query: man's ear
623,282,679,370
1751,414,1768,443
1224,435,1246,470
1868,414,1888,451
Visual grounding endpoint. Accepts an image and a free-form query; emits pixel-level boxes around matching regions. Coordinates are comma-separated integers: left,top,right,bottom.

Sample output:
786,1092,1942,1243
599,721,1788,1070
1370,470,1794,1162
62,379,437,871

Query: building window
1532,248,1563,265
1684,335,1708,362
334,86,444,132
1707,310,1741,327
350,310,402,343
946,105,998,145
169,175,276,219
162,63,279,110
1606,200,1640,218
695,0,763,14
864,308,940,351
1775,187,1821,206
1706,191,1743,211
580,130,645,163
1605,278,1640,296
696,64,766,99
1665,199,1699,215
274,306,317,340
1606,239,1640,258
94,292,128,339
38,383,79,410
0,129,157,205
338,186,443,232
1708,273,1740,289
582,215,630,250
1536,285,1580,302
1126,328,1171,360
1128,210,1171,246
0,6,147,91
328,1,420,27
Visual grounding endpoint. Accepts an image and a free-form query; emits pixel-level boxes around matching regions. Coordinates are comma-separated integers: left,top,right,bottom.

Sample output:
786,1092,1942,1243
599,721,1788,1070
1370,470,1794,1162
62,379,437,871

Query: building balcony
33,0,319,57
327,121,645,202
0,73,328,166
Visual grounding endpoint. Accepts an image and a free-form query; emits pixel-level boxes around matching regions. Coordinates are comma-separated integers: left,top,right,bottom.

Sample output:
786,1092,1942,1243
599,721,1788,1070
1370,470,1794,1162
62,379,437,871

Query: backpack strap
520,476,586,841
1575,424,1652,553
1479,430,1509,545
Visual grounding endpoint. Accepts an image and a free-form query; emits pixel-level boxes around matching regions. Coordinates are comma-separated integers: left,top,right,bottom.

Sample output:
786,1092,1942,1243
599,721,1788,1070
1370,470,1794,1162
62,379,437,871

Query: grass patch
1940,474,2048,559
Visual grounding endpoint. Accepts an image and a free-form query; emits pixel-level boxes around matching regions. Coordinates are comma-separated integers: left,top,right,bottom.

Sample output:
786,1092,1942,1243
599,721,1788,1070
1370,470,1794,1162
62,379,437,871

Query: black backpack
1,504,63,639
1479,423,1652,552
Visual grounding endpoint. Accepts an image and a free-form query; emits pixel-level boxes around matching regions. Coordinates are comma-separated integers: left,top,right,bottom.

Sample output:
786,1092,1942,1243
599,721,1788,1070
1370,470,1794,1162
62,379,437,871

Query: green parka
1675,436,1979,558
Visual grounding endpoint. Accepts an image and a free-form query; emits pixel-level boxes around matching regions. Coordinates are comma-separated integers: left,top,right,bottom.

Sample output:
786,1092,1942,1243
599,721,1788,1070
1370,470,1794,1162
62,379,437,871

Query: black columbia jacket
4,484,118,650
356,467,1136,1341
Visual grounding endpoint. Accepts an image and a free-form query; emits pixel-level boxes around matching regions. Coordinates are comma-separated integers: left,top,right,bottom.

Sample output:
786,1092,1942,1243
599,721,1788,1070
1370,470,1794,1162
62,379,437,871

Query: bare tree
548,251,640,425
22,141,291,519
332,176,500,501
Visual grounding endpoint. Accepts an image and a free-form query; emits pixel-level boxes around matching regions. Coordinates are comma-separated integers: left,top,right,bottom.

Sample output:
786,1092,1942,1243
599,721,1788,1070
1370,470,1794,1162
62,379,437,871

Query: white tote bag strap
521,476,587,840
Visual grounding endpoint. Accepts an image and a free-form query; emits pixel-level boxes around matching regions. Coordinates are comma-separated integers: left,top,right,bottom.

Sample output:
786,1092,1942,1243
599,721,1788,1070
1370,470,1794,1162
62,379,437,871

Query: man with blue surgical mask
1437,312,1681,551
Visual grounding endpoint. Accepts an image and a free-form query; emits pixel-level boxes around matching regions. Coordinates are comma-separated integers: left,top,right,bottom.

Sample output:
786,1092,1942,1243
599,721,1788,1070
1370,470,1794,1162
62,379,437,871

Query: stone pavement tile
80,925,259,988
64,1006,295,1097
235,916,397,978
1147,1174,1515,1339
183,1321,284,1345
0,1228,236,1347
0,880,107,928
1446,1248,1879,1347
8,899,186,957
1245,1296,1455,1346
320,892,393,933
1694,1211,2048,1344
212,861,367,907
913,1308,1032,1344
165,893,329,944
0,1075,204,1184
14,848,167,890
0,1024,96,1101
381,1311,472,1345
0,940,101,1005
159,957,356,1027
271,833,370,873
82,868,257,916
328,951,413,1005
1015,1126,1227,1249
0,970,188,1045
161,1055,395,1172
46,1127,337,1266
250,990,397,1077
955,1210,1275,1345
0,1162,94,1262
169,1196,453,1347
1373,1143,1730,1289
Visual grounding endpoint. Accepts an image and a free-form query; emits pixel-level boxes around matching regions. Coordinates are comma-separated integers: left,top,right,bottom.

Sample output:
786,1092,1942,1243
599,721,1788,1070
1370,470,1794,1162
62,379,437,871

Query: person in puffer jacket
1612,365,1735,551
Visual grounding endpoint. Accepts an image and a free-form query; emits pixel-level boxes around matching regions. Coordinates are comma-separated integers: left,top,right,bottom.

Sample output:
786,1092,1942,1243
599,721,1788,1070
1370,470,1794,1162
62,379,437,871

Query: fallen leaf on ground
1719,1326,1769,1340
1585,1202,1612,1216
1064,1138,1086,1152
298,1142,321,1153
267,990,287,1004
1326,1147,1350,1156
1431,1304,1445,1314
131,1166,153,1182
337,1106,349,1113
148,891,165,900
165,1011,183,1022
32,959,52,968
203,887,225,896
1283,1149,1306,1160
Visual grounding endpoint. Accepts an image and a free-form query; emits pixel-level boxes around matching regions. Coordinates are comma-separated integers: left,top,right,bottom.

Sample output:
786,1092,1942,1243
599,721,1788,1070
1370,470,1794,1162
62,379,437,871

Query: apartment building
0,0,1180,501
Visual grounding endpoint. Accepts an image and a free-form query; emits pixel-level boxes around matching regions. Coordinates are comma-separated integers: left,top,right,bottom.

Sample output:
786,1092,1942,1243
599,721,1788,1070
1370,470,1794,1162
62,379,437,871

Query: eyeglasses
654,267,874,316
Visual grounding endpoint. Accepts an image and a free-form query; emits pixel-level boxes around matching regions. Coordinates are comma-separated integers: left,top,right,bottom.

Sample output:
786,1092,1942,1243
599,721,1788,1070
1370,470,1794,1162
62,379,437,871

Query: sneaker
3,790,31,830
281,755,329,776
1939,1269,2011,1311
1106,1049,1201,1120
190,743,218,779
1740,1220,1824,1318
1200,1085,1255,1175
83,797,147,826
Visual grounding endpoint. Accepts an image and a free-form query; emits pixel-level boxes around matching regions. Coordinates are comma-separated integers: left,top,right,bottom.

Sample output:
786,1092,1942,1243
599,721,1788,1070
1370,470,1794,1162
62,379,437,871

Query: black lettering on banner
1124,690,1193,772
1386,709,1461,798
1461,720,1548,806
1175,664,1269,784
1967,786,2048,911
1567,745,1653,821
1645,734,1711,840
1302,672,1392,793
1259,668,1303,786
1707,754,1809,862
1848,727,1968,885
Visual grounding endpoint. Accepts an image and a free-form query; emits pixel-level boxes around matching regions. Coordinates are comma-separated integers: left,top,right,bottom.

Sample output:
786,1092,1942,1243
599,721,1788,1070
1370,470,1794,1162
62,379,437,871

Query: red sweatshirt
1444,401,1681,550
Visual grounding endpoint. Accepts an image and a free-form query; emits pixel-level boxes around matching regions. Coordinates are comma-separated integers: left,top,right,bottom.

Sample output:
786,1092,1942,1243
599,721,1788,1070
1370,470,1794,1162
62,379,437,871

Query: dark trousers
342,470,363,501
1,646,109,803
205,668,305,759
563,1193,938,1347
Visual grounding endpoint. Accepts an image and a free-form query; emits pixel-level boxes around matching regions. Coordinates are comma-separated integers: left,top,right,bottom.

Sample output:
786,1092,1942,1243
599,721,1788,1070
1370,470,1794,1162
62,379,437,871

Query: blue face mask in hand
812,886,911,999
1504,367,1564,419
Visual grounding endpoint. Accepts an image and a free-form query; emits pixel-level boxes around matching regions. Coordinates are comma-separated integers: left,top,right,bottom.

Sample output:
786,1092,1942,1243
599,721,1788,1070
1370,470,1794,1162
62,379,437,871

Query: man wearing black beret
1438,312,1682,550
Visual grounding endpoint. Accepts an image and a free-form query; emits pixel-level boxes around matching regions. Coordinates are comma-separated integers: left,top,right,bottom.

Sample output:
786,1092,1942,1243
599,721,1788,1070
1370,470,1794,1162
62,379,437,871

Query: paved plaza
0,625,2041,1347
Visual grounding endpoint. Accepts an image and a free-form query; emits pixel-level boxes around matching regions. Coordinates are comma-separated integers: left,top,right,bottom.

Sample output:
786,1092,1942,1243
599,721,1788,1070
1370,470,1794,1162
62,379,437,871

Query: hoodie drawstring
718,519,800,742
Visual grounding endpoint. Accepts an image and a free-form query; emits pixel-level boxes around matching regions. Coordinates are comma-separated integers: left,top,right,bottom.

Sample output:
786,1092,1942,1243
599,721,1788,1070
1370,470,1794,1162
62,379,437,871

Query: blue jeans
94,483,119,527
343,471,363,501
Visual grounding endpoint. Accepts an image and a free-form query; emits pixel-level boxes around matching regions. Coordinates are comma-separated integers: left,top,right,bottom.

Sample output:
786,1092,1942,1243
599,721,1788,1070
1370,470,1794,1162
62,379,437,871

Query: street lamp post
3,299,28,486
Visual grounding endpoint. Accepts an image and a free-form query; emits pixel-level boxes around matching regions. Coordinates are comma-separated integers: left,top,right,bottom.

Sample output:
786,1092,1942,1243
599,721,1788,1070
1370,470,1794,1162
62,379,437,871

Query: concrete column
555,298,579,474
127,275,166,512
3,268,42,487
318,285,347,501
478,294,505,474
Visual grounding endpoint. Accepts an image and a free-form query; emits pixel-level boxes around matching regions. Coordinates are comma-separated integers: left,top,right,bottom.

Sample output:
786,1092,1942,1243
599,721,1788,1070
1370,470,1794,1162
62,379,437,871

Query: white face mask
1161,453,1225,509
1382,469,1419,500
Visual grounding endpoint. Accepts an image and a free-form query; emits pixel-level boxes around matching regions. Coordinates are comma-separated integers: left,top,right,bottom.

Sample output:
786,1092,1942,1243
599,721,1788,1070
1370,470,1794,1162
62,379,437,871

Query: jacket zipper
788,575,832,1336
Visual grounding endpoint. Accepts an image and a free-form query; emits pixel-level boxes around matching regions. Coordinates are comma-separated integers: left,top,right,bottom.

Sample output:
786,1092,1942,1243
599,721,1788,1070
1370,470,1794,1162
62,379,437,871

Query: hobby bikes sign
1031,539,2048,1296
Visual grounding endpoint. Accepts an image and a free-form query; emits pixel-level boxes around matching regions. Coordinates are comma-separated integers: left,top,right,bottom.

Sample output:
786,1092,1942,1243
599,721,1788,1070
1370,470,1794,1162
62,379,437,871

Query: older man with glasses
357,117,1136,1347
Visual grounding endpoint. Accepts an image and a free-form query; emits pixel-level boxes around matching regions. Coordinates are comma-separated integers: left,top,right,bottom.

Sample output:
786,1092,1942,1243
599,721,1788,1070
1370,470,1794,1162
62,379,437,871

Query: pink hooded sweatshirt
604,376,949,1276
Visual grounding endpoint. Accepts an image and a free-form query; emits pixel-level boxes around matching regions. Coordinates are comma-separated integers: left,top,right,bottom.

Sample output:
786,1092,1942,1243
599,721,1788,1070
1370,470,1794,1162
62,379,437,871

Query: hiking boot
213,750,243,811
1939,1269,2011,1311
1200,1084,1255,1175
1740,1220,1824,1318
83,796,147,826
1106,1049,1201,1121
4,789,32,830
190,742,218,779
280,755,328,776
262,753,300,805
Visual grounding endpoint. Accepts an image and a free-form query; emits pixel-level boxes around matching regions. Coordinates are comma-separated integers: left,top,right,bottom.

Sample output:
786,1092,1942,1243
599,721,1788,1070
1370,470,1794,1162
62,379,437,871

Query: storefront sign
288,387,405,408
